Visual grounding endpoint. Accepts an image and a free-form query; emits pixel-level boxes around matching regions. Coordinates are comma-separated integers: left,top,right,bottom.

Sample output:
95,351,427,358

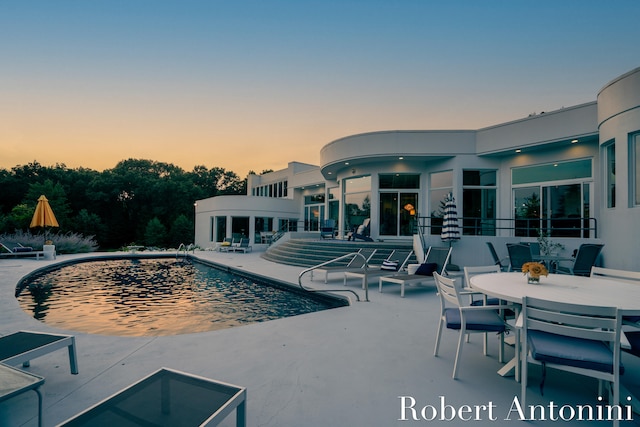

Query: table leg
236,400,246,427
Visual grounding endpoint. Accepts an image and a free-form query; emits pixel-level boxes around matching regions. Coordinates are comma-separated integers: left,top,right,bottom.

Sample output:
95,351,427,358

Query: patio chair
218,237,234,252
344,249,413,289
378,247,452,297
556,243,604,276
232,238,252,253
0,242,44,260
320,219,336,239
0,330,79,374
347,218,373,242
591,267,640,325
432,272,509,379
220,237,241,253
506,243,533,272
520,297,623,416
486,242,509,272
310,248,377,283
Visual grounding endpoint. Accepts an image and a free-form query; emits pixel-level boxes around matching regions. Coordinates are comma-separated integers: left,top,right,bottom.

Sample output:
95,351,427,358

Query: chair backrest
322,219,336,229
506,243,533,272
424,246,453,275
591,266,640,283
527,242,541,257
522,296,621,363
463,265,501,289
384,249,413,271
572,244,604,276
434,272,464,308
486,242,507,270
347,248,377,268
238,238,250,247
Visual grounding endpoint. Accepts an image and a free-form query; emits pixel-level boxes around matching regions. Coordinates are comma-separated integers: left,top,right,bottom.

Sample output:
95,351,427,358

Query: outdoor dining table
469,272,640,379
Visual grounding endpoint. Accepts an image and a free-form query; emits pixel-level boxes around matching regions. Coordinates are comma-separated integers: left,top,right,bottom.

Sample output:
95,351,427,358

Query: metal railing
416,216,598,238
298,252,370,302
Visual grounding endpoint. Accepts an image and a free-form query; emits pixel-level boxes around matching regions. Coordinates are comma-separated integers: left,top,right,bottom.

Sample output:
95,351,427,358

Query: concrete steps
260,238,416,268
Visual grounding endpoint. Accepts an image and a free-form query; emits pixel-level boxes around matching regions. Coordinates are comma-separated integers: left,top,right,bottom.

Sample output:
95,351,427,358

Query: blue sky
2,1,638,176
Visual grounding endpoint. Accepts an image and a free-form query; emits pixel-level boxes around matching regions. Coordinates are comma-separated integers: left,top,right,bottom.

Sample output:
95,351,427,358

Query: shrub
0,230,98,254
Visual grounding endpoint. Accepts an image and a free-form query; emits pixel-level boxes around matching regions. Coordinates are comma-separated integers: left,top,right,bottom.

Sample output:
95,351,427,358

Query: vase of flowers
522,262,548,284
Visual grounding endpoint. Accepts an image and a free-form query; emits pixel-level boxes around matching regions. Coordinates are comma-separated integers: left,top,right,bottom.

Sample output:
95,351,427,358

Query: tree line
0,159,247,249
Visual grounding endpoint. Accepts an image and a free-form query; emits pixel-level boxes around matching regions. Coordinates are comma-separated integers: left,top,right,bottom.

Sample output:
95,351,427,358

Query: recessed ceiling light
399,156,404,160
515,149,522,153
327,172,332,175
344,162,349,165
571,139,578,143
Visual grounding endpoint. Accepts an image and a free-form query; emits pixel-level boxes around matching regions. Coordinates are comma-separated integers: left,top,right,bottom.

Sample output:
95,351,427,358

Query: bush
0,230,98,254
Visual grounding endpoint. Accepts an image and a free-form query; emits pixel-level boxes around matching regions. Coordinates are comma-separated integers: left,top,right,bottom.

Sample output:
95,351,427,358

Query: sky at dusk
2,1,639,177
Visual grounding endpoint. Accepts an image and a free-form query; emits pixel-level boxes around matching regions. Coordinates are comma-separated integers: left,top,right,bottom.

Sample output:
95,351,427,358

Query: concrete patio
1,249,639,426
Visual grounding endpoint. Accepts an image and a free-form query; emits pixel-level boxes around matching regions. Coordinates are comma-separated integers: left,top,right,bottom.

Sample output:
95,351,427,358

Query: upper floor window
604,141,616,208
631,133,640,206
462,170,496,236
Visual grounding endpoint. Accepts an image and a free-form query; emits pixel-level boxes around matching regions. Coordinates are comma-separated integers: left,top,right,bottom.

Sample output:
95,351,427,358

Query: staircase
261,238,416,268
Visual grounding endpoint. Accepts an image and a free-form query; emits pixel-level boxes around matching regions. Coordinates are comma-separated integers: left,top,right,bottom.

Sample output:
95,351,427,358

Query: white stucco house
195,67,640,271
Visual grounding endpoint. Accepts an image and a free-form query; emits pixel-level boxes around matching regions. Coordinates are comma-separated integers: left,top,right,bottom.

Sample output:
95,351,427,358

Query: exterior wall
597,67,640,270
476,102,598,154
194,195,299,249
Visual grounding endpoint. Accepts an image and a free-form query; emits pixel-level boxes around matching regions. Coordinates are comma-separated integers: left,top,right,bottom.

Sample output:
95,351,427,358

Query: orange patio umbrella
30,195,59,240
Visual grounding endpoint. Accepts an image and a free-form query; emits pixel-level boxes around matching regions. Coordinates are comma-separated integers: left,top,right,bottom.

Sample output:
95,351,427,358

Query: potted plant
536,229,564,256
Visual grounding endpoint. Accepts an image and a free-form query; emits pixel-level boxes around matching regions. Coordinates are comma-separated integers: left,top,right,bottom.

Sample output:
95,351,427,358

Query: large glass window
462,170,496,235
605,142,616,208
254,217,273,243
215,216,226,242
328,187,340,224
631,133,640,206
343,175,371,235
304,194,325,231
430,171,452,235
512,159,592,238
378,174,419,236
231,216,249,240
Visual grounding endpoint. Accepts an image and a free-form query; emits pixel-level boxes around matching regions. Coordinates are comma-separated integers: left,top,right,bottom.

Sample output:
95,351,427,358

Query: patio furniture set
0,330,246,426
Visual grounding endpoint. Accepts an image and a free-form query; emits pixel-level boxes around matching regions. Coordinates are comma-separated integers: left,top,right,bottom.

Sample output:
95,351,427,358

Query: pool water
16,257,345,336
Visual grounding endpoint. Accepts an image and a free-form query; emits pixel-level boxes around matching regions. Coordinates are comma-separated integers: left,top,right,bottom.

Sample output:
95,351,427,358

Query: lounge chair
311,248,377,283
0,330,79,374
0,243,44,260
344,249,413,289
378,247,452,297
218,237,235,252
346,218,373,242
232,238,252,253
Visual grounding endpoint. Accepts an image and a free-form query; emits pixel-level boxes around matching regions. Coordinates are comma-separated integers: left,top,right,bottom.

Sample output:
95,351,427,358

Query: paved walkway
1,250,639,426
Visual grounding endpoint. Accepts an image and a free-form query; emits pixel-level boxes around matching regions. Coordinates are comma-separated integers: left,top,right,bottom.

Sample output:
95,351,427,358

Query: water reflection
16,258,341,336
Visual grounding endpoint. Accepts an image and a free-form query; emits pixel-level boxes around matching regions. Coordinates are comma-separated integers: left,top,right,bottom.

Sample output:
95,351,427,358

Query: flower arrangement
522,262,548,283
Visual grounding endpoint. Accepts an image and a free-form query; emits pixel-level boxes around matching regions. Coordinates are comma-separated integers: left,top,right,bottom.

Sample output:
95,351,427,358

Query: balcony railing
416,216,598,239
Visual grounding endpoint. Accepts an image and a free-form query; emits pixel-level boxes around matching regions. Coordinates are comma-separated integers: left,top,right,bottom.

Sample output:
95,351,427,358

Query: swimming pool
15,255,347,336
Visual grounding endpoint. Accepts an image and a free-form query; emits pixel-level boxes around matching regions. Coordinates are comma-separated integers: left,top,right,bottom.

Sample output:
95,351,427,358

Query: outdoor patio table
0,363,44,427
469,272,640,407
57,367,246,427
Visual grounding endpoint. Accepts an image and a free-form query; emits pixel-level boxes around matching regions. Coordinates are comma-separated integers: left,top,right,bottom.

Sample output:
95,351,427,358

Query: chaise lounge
0,330,79,374
0,243,44,260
